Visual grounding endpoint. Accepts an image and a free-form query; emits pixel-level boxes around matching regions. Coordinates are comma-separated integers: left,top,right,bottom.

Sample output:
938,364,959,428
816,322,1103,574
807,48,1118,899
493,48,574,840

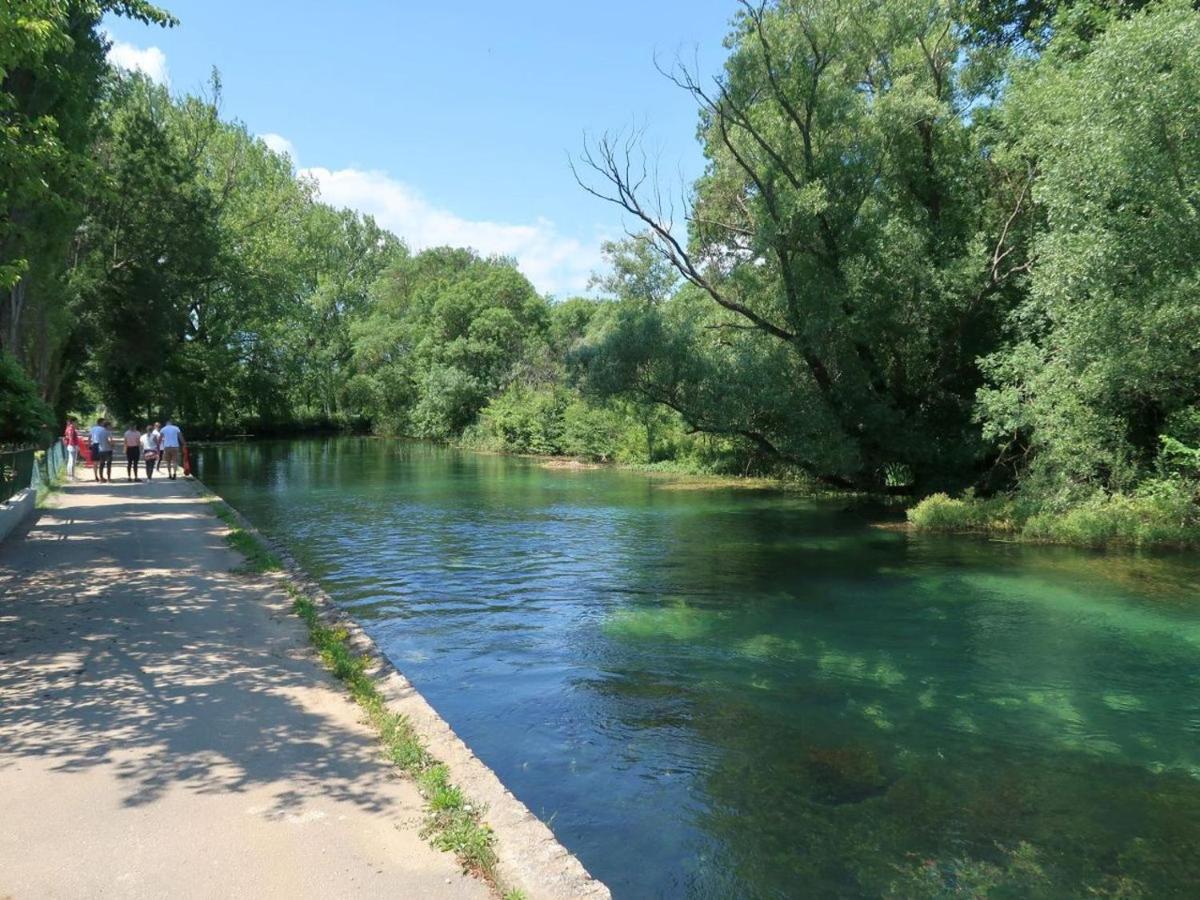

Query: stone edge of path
193,479,612,900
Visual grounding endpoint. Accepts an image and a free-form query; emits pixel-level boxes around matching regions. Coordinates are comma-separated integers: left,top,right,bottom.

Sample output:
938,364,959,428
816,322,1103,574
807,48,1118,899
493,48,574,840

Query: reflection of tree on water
596,524,1200,897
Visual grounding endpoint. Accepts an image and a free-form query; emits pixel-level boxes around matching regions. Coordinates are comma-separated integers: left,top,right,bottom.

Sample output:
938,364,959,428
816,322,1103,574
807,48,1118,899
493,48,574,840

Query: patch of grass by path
208,489,515,891
208,499,281,573
288,590,502,881
35,478,62,508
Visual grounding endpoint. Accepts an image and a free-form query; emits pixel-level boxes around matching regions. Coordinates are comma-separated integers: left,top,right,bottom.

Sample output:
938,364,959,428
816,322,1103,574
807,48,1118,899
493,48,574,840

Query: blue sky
104,1,736,296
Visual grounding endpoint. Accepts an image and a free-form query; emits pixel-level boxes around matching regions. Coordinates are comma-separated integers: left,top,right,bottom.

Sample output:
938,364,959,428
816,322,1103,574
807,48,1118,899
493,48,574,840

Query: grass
208,499,282,573
906,492,1019,535
288,590,501,881
206,492,507,889
224,529,282,573
35,476,62,508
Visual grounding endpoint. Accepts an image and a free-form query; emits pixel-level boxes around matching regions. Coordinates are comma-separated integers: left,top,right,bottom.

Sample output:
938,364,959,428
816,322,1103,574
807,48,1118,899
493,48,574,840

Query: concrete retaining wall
0,488,36,545
200,481,612,900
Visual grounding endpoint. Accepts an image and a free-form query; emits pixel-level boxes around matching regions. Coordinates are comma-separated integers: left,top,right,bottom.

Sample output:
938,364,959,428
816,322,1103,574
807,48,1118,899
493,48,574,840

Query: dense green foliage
577,0,1031,488
349,248,549,439
975,1,1200,505
2,0,173,431
2,3,402,433
904,0,1200,542
572,0,1200,537
3,0,1199,543
0,350,52,444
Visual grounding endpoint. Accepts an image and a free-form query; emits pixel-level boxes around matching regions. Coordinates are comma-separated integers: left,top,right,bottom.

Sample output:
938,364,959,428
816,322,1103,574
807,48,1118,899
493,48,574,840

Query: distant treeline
3,1,1199,542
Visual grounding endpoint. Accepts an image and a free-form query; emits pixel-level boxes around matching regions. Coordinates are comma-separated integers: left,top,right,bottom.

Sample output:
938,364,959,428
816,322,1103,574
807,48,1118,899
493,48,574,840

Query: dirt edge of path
195,480,611,900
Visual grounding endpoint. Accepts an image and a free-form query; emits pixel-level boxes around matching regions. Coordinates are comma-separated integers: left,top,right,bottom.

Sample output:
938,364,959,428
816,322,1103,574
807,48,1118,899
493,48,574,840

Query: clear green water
195,438,1200,898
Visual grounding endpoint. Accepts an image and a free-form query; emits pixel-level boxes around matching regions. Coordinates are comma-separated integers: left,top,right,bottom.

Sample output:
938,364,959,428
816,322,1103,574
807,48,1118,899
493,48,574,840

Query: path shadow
0,480,396,819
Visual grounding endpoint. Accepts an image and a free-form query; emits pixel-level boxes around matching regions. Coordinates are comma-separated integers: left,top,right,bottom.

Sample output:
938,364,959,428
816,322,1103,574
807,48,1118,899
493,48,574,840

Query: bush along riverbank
466,430,1200,549
202,492,608,900
907,477,1200,549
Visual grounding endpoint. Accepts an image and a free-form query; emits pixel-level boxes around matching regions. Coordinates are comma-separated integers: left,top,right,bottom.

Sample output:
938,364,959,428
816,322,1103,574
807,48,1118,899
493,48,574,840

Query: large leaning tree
575,0,1034,489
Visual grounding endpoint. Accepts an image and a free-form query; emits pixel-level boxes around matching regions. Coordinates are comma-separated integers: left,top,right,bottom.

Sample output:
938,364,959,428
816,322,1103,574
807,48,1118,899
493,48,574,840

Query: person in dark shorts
100,419,114,481
123,424,142,481
89,418,113,482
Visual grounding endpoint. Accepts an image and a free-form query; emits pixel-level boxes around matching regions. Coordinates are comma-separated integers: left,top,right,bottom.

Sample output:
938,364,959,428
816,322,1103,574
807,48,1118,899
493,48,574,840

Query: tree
0,0,174,405
71,74,220,422
350,248,548,438
976,0,1200,501
576,0,1030,488
0,351,53,445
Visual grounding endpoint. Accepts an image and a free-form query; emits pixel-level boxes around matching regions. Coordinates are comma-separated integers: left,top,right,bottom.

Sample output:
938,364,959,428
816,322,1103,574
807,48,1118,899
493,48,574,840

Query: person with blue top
88,418,113,482
159,419,186,480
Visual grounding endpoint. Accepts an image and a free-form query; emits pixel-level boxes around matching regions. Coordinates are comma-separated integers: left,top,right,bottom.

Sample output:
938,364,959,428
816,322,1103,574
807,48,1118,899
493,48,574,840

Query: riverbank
466,435,1200,548
196,432,864,497
0,478,606,899
192,435,1200,896
196,432,1200,549
202,486,610,900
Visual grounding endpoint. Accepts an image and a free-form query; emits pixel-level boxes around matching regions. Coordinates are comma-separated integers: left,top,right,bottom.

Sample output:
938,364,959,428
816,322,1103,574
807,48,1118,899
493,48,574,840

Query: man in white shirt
159,419,186,480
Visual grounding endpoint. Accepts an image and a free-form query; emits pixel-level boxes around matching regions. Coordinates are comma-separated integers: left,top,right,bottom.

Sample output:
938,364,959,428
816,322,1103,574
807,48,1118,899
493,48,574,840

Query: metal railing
0,440,73,504
0,448,35,504
42,440,68,484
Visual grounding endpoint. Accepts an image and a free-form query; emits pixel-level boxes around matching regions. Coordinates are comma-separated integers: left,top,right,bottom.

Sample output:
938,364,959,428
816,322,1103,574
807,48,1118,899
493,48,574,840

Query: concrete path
0,478,489,899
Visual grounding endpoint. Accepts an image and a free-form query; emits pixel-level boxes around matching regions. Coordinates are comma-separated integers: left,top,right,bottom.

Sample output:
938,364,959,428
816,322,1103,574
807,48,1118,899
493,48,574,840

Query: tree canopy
3,0,1198,541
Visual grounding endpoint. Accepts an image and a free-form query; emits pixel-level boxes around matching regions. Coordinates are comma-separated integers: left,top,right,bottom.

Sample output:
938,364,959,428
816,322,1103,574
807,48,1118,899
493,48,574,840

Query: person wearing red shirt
63,417,80,480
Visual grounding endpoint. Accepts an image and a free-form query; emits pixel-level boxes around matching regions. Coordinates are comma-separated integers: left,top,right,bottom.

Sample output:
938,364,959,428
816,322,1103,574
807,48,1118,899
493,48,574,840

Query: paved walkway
0,478,487,899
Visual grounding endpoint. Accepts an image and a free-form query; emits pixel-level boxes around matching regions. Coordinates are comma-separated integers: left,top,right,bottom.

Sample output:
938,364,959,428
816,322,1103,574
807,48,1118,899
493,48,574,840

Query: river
194,437,1200,898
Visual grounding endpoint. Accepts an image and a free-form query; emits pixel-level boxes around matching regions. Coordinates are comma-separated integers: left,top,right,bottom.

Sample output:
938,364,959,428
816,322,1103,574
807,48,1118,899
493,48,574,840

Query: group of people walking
63,416,187,483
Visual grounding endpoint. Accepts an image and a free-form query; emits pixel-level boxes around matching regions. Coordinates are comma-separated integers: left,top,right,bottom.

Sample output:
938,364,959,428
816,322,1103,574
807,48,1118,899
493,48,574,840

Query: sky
103,1,736,297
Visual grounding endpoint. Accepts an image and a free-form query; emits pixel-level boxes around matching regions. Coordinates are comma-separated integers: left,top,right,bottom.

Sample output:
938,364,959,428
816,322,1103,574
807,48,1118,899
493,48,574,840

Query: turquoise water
195,438,1200,897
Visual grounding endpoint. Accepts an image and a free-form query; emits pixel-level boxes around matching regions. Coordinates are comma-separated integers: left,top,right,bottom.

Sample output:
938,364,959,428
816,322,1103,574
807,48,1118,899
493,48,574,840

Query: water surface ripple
197,439,1200,898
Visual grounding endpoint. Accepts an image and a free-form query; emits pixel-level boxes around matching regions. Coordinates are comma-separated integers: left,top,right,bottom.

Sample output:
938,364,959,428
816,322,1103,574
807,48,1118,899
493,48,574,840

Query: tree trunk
5,280,27,362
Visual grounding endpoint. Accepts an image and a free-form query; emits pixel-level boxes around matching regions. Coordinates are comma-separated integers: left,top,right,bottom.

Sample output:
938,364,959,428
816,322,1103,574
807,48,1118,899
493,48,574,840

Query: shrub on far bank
906,492,1018,534
1022,478,1200,547
908,478,1200,548
465,385,569,457
466,384,690,465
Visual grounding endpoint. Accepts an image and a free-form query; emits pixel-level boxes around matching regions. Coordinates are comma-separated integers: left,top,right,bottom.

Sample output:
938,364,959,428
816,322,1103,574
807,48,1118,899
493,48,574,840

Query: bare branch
990,162,1035,284
571,131,797,342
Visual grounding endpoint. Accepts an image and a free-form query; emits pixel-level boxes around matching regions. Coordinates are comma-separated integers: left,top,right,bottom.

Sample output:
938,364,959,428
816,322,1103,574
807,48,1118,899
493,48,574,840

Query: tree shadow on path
0,479,397,819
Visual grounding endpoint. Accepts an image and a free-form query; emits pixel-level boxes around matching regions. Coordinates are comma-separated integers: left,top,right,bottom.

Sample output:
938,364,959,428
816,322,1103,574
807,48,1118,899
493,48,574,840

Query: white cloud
259,133,297,162
300,165,603,297
106,38,169,85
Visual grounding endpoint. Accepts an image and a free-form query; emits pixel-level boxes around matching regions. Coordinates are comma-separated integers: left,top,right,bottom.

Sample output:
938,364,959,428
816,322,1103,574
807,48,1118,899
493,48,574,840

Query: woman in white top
140,427,161,480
